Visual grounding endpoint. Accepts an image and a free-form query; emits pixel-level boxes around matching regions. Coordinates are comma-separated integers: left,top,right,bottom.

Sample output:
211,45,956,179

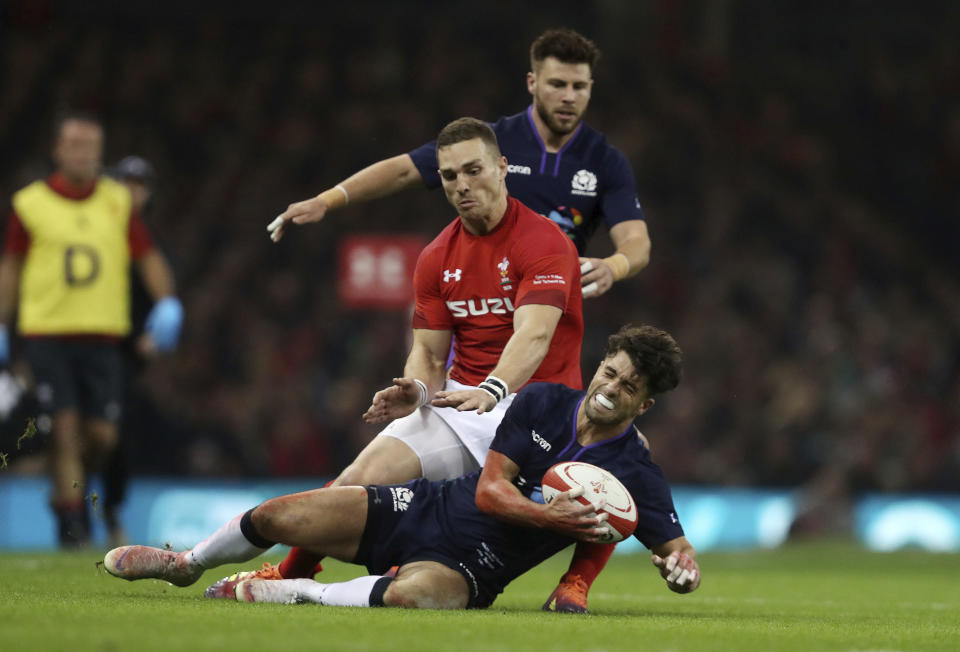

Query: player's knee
336,444,422,486
250,497,297,541
333,464,368,487
383,579,467,610
86,427,118,454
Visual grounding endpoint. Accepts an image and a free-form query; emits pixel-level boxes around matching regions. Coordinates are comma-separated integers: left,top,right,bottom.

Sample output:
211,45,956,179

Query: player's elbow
474,483,498,515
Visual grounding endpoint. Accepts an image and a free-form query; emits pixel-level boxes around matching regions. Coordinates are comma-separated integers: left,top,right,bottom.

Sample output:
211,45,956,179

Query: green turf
2,542,957,651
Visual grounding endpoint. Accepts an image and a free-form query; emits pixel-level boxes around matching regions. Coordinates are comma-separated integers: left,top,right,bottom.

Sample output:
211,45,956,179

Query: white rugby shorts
377,379,516,481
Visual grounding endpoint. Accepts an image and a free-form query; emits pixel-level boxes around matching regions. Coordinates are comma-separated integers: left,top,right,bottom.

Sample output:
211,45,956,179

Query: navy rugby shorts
354,480,500,609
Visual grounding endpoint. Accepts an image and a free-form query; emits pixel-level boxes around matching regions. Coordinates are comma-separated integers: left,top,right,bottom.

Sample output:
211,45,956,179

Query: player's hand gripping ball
541,462,637,542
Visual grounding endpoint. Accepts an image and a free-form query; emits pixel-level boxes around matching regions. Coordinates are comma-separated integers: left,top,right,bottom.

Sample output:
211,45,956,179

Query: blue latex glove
145,296,183,353
0,325,8,365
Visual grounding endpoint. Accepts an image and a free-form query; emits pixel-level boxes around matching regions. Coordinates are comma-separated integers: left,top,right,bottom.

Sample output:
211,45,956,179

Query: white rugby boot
103,545,204,587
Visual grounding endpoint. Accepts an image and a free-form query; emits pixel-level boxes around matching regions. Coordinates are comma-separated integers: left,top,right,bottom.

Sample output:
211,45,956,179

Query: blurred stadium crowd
1,1,957,515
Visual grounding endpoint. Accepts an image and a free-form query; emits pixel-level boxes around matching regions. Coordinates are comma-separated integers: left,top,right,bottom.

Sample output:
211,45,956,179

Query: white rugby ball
541,461,638,543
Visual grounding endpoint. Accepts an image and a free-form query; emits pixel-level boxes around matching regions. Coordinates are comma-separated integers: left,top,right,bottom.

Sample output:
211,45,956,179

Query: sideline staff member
0,111,183,547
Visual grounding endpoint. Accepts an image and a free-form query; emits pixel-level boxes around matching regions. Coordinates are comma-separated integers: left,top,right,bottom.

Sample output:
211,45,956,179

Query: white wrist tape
413,379,429,407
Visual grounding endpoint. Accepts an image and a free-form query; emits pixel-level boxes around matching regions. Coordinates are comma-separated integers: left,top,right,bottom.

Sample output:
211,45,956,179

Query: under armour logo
443,269,462,282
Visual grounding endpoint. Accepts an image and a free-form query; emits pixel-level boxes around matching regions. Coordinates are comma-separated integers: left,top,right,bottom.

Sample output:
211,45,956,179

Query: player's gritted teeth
594,392,615,410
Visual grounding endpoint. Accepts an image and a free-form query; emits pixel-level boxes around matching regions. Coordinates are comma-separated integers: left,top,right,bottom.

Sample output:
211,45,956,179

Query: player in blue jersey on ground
103,324,700,610
265,28,653,612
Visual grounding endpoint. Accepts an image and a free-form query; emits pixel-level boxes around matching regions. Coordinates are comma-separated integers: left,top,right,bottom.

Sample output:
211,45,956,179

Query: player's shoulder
490,111,528,136
513,200,568,237
419,218,461,258
97,175,127,194
516,381,581,410
511,201,577,254
635,428,651,451
573,122,632,165
13,179,50,202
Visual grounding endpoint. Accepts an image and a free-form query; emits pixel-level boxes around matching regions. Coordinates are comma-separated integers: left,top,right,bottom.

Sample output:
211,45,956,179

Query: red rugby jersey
413,196,583,389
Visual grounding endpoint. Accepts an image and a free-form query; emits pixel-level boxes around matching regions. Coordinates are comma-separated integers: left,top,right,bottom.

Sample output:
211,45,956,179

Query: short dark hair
530,28,601,72
436,117,501,157
52,109,103,142
605,324,683,396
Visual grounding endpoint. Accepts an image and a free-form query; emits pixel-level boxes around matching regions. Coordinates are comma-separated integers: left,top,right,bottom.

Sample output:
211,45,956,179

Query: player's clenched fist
651,550,700,593
542,485,612,543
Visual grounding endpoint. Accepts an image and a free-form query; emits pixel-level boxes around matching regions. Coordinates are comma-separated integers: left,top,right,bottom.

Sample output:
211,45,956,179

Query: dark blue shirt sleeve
627,471,684,548
408,141,441,190
599,145,646,229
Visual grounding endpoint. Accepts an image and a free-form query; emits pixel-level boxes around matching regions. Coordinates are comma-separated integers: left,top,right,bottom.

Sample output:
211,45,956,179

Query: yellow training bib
12,177,133,336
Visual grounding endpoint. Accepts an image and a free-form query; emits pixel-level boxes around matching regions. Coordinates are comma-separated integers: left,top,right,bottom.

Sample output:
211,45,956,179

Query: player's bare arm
362,327,451,424
650,536,700,594
475,450,610,542
0,254,23,363
0,254,24,326
432,303,563,414
579,219,651,298
268,154,423,242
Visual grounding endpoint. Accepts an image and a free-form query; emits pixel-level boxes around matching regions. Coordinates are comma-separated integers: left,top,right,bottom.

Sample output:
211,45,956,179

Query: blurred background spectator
0,1,956,535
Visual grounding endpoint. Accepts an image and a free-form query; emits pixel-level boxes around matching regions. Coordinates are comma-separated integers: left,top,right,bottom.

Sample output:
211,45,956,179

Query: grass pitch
2,541,957,651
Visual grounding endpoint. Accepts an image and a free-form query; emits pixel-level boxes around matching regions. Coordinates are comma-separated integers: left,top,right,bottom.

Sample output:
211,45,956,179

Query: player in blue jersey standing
103,324,700,610
266,28,652,613
270,28,648,301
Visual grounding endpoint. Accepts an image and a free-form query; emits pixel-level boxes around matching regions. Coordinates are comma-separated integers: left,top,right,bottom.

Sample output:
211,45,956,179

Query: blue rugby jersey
422,382,683,603
409,108,646,254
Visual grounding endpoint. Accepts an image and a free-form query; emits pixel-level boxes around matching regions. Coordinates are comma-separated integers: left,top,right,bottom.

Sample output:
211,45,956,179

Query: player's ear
635,397,655,417
526,71,536,95
498,156,508,181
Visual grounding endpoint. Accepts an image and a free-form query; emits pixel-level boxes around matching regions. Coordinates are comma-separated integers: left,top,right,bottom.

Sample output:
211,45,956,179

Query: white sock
297,576,390,607
187,514,270,569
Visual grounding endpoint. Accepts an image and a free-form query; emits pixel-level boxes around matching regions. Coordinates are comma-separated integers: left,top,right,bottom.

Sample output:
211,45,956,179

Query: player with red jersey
218,118,583,589
408,191,583,466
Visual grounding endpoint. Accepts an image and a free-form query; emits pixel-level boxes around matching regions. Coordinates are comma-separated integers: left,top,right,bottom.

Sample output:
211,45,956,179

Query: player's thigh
82,417,119,454
74,342,124,424
372,407,478,482
253,486,368,560
386,560,470,609
22,338,77,415
337,429,424,486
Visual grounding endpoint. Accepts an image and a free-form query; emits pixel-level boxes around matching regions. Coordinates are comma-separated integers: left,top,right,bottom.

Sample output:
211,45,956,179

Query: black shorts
23,338,124,421
354,481,496,609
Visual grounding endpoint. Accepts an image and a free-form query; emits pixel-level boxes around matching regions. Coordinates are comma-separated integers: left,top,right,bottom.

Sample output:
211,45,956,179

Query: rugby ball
542,461,637,543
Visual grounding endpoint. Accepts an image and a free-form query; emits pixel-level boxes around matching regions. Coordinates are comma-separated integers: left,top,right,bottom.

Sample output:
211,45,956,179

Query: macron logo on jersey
443,269,462,283
531,429,552,452
507,164,532,175
446,297,515,318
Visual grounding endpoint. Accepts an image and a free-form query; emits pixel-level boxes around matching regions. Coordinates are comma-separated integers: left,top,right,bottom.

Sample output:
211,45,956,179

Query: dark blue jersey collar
525,105,583,177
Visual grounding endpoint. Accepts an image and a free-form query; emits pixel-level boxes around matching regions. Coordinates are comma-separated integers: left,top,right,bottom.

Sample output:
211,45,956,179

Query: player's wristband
413,379,429,407
317,184,349,210
478,375,508,403
602,252,630,281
